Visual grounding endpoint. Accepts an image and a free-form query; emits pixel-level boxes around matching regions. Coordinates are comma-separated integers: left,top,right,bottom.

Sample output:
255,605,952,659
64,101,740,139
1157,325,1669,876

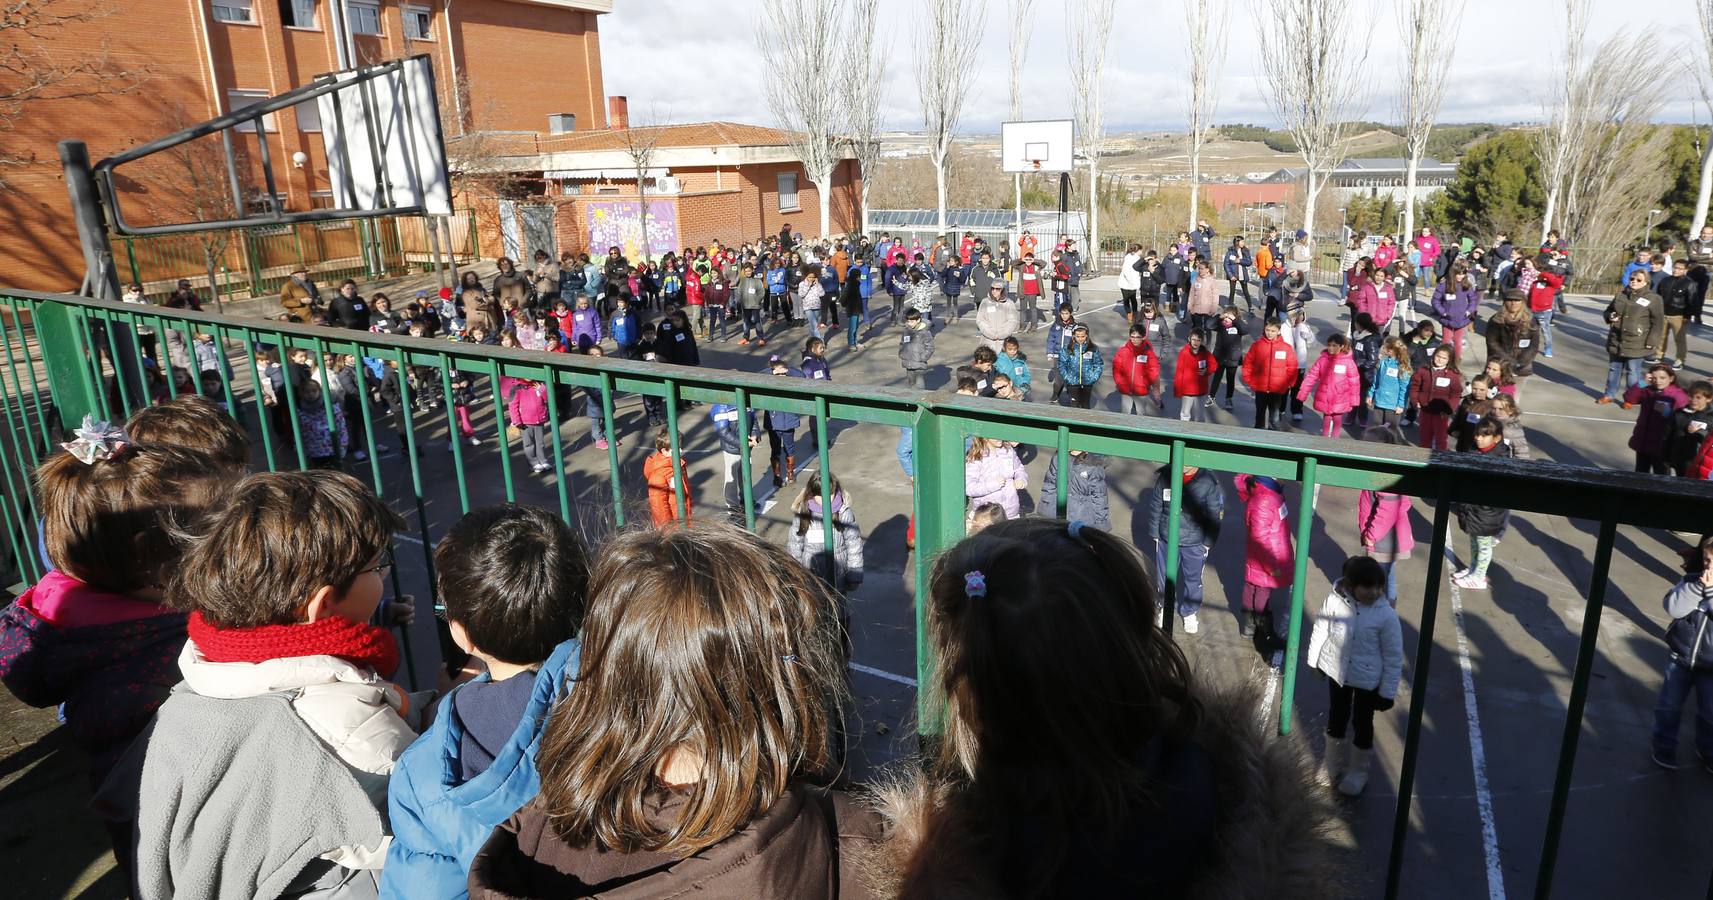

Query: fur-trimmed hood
860,678,1350,899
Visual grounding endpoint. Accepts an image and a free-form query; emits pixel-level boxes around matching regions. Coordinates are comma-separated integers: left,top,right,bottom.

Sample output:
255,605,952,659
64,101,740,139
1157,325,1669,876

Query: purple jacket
569,308,602,349
964,444,1028,519
1432,282,1481,329
1626,383,1688,457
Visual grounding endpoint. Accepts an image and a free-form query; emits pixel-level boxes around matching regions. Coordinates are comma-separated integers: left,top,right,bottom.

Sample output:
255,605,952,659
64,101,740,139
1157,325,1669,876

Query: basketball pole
1013,172,1022,253
61,139,147,404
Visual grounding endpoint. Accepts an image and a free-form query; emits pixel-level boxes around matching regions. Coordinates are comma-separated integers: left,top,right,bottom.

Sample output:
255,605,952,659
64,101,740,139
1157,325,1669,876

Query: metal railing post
910,403,967,735
1278,455,1319,733
32,301,102,427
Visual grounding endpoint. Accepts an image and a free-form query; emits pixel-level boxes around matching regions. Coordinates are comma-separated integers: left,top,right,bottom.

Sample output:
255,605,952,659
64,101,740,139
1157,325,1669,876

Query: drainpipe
192,0,223,118
444,0,464,132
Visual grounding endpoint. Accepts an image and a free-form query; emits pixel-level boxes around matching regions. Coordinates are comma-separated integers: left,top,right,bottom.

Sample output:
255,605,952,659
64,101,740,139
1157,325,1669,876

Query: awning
544,167,669,180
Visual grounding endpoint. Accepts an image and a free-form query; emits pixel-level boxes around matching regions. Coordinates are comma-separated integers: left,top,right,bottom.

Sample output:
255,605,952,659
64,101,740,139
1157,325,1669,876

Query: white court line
1258,665,1280,727
1522,411,1631,425
849,662,918,687
394,533,424,545
1446,549,1509,900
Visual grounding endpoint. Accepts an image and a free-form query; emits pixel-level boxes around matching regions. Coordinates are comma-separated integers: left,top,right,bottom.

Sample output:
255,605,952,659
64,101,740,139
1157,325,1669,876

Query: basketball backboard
318,56,452,216
1001,120,1074,174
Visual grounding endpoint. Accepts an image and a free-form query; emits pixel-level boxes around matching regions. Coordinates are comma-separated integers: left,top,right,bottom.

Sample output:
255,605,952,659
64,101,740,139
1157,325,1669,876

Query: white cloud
599,0,1698,132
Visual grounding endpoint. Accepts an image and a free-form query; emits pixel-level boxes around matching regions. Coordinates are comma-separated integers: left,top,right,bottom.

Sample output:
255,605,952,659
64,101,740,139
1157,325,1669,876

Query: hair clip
780,654,797,664
964,571,987,599
1068,520,1087,541
60,415,129,465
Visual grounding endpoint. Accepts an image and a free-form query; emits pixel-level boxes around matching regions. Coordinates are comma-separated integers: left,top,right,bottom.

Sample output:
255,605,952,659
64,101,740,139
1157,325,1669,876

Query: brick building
456,115,863,264
0,0,614,293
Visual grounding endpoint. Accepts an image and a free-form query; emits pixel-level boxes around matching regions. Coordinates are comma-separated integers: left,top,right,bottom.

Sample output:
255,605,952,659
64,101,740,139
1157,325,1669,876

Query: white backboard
1001,120,1074,174
319,56,453,216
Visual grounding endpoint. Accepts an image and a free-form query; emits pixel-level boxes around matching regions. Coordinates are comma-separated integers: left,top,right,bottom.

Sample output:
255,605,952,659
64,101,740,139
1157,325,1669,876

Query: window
295,100,321,132
228,89,277,133
403,4,432,39
246,194,287,216
308,191,336,210
777,172,799,212
346,0,381,35
281,0,317,28
212,0,254,23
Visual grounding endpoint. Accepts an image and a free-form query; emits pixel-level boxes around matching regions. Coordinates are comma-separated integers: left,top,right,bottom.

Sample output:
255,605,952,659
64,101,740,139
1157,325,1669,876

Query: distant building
1262,158,1457,205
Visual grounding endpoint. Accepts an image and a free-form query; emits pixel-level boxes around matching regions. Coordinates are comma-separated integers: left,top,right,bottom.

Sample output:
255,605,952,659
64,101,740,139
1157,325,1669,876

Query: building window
777,172,799,212
403,4,432,39
247,194,287,216
281,0,317,28
295,100,321,132
228,89,277,133
346,0,381,35
212,0,254,23
308,191,335,210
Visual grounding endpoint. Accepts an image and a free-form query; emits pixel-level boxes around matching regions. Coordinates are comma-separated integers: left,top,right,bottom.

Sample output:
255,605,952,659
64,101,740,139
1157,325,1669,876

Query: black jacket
1658,275,1696,318
1212,317,1247,368
1145,467,1224,547
1665,578,1713,671
1452,441,1514,537
328,292,371,330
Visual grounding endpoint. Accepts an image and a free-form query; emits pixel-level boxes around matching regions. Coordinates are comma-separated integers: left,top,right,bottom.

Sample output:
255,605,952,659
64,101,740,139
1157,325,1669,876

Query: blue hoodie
379,638,580,899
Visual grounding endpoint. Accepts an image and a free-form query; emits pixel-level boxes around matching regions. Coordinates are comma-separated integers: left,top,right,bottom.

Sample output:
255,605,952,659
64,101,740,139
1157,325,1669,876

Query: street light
1339,207,1348,241
1645,208,1663,247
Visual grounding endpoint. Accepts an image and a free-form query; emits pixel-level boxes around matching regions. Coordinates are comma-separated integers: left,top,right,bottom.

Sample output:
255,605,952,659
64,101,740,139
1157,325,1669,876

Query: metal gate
499,201,557,263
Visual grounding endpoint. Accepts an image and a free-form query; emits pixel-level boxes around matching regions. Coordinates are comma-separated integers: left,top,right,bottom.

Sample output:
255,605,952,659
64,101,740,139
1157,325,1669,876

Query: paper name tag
1162,488,1172,502
1435,377,1451,387
353,303,365,311
1518,339,1531,347
901,336,911,343
813,370,826,379
1334,364,1348,374
1197,360,1207,371
644,353,657,361
1279,503,1289,520
1274,350,1288,360
1225,327,1237,334
675,333,686,341
1466,413,1480,423
1082,352,1093,360
1692,421,1708,433
1637,298,1651,307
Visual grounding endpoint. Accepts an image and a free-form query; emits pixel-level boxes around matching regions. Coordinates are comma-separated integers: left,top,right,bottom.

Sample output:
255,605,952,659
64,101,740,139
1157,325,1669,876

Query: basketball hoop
1029,159,1042,171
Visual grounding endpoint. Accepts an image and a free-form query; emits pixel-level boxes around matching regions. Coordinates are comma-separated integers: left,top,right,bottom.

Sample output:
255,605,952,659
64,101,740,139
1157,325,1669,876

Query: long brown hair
536,523,848,856
791,470,844,537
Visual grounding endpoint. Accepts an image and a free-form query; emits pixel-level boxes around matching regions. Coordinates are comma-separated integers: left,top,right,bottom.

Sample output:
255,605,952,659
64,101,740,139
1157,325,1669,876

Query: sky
600,0,1699,134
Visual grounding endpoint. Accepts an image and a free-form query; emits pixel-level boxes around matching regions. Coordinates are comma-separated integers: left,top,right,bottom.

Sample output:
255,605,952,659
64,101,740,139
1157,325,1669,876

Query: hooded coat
1605,288,1665,359
1297,350,1362,415
1041,453,1112,532
786,491,867,587
1236,474,1294,589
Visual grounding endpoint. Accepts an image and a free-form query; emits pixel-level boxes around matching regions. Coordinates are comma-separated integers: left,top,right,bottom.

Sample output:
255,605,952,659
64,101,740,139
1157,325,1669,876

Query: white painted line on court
1446,549,1509,900
1522,411,1631,425
394,533,424,545
1259,665,1280,727
850,662,918,687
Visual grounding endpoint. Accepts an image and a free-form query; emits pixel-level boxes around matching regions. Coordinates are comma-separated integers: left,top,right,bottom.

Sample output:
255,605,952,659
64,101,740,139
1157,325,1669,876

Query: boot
785,454,798,483
1318,736,1346,786
1240,610,1257,638
1338,746,1373,796
770,459,783,488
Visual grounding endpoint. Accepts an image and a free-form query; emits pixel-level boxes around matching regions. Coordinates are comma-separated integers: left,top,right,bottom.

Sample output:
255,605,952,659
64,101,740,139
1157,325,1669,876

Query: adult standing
531,249,561,307
1224,236,1254,312
1191,220,1215,261
975,281,1018,354
1657,259,1695,368
1599,269,1665,405
279,266,319,323
1485,290,1541,398
328,279,371,331
777,223,795,252
1687,225,1713,326
1286,229,1313,279
492,257,530,312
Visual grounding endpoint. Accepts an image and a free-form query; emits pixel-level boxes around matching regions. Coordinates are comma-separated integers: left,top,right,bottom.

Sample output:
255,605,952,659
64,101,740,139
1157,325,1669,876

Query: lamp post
1645,208,1662,248
1339,207,1348,241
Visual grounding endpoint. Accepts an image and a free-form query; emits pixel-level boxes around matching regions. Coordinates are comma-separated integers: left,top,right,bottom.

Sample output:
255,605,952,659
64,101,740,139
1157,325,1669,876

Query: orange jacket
1253,245,1275,278
644,451,691,526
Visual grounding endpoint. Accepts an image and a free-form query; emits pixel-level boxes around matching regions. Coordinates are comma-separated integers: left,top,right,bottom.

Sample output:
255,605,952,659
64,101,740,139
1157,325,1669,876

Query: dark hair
1342,555,1386,589
1472,415,1505,439
435,504,590,665
169,471,404,627
1326,332,1351,350
905,307,923,319
125,396,250,470
1354,312,1378,333
1690,380,1713,398
972,346,998,364
1646,362,1676,378
955,375,979,393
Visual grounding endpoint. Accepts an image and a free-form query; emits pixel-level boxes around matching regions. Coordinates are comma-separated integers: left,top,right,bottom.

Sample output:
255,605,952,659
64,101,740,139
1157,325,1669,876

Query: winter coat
1408,364,1462,415
897,324,935,372
1485,313,1541,377
501,377,548,427
1211,317,1247,368
965,444,1028,519
1453,440,1515,536
381,640,580,900
659,320,700,366
1013,260,1045,297
736,276,767,311
1284,320,1316,367
904,280,938,316
1057,339,1103,387
1173,345,1215,397
1605,289,1665,359
801,354,831,383
992,350,1033,391
610,311,639,348
799,278,825,312
1373,243,1398,270
975,297,1018,348
966,262,1003,299
279,276,320,323
468,783,881,900
1358,490,1415,558
711,403,758,455
1349,278,1396,325
1528,269,1565,313
1405,335,1439,371
1145,467,1224,547
329,292,371,330
786,492,866,587
1117,252,1142,290
1041,453,1112,532
1659,274,1696,318
1431,281,1480,329
1308,580,1404,697
1664,578,1713,671
1185,276,1221,316
1492,410,1531,460
1223,244,1253,280
645,451,691,526
1242,335,1299,394
1669,405,1713,472
1236,474,1294,589
1136,312,1175,358
1112,340,1162,397
1367,357,1411,411
1297,350,1362,415
1625,383,1689,457
1350,329,1382,378
568,308,602,350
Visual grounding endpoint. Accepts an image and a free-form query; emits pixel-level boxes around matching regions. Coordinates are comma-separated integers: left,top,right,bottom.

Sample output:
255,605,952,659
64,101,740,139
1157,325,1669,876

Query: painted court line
849,662,918,688
1523,411,1631,425
1446,549,1509,900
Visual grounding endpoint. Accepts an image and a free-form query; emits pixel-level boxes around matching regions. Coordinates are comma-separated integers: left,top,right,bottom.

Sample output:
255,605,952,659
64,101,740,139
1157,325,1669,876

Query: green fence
1,289,1710,898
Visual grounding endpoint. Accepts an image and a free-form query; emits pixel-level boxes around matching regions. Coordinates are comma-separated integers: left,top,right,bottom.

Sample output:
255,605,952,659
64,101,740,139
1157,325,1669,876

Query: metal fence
0,289,1708,898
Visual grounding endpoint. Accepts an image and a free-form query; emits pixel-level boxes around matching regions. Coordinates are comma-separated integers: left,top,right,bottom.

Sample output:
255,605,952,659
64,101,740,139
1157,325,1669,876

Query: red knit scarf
188,610,400,676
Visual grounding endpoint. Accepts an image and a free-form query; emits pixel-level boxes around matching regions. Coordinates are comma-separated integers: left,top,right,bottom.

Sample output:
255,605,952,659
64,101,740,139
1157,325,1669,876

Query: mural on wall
585,201,679,261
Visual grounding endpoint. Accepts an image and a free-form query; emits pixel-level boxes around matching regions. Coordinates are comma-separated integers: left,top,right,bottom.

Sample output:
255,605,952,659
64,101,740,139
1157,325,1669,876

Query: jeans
1605,357,1644,401
1652,657,1713,760
1378,560,1398,607
1327,680,1385,750
846,313,861,348
1153,539,1210,616
742,307,765,341
707,305,729,339
1532,308,1555,357
804,307,822,336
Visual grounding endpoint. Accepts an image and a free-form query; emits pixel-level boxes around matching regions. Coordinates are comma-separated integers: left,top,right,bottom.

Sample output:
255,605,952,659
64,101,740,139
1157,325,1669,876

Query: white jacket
1285,321,1316,370
1306,580,1404,698
1117,252,1142,291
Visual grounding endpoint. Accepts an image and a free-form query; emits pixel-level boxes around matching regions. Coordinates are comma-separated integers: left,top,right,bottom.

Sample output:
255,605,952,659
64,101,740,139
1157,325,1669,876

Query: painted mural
585,201,679,261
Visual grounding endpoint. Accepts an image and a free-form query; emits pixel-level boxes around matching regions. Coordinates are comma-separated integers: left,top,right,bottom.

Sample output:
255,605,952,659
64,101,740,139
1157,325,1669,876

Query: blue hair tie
1068,520,1087,541
964,571,987,599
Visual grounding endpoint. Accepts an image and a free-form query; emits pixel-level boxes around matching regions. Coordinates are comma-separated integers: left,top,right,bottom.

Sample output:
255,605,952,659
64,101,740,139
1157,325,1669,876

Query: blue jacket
993,350,1033,390
851,264,874,298
711,402,757,455
1367,357,1410,411
1058,340,1104,386
1046,320,1077,361
801,354,831,383
379,639,581,900
766,267,787,295
611,310,639,348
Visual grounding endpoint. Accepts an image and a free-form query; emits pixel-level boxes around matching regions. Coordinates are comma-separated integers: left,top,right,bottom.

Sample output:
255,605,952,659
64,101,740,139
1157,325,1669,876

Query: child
1487,393,1531,460
100,471,419,899
1146,462,1225,634
964,436,1028,520
765,355,803,486
1366,336,1412,441
1668,381,1713,476
1349,312,1383,425
1402,320,1440,426
1626,363,1688,474
765,259,788,323
1307,555,1404,796
1357,430,1415,606
501,371,552,474
568,295,602,352
644,428,691,526
609,295,639,358
1045,304,1077,403
447,364,481,449
1235,474,1294,644
966,502,1008,533
1243,317,1298,430
897,307,935,390
993,335,1033,400
1451,416,1514,590
636,323,665,427
1208,307,1247,410
1113,323,1163,416
1449,374,1495,452
550,298,574,346
1408,345,1462,450
801,335,831,383
1481,357,1517,398
1285,302,1315,424
582,345,613,450
1039,448,1110,530
705,270,732,341
1057,324,1102,410
1650,534,1713,770
381,504,590,897
786,470,865,592
1297,333,1361,438
1174,328,1216,423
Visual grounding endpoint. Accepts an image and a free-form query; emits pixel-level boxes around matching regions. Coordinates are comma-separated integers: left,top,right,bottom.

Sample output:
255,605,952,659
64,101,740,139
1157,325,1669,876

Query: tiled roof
463,122,802,157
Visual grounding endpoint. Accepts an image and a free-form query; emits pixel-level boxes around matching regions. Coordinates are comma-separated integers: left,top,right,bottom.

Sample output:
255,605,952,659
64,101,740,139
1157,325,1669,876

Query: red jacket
1173,346,1215,397
1241,335,1299,394
684,276,704,306
1528,270,1564,313
1692,437,1713,479
1112,340,1162,396
959,237,975,265
1407,365,1463,415
1015,261,1045,296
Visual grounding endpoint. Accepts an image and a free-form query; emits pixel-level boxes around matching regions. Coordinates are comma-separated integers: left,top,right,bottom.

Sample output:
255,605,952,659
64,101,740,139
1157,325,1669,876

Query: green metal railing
1,289,1710,898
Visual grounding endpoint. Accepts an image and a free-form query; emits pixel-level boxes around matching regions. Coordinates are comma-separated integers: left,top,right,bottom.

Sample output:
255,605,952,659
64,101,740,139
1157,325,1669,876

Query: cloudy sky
601,0,1699,133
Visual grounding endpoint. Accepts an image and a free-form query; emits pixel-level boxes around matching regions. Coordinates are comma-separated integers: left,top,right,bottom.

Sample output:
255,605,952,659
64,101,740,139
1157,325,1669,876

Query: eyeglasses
362,547,394,577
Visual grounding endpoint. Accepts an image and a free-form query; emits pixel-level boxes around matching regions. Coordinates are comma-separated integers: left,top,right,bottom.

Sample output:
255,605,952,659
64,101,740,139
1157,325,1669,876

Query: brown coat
279,277,318,323
468,782,882,899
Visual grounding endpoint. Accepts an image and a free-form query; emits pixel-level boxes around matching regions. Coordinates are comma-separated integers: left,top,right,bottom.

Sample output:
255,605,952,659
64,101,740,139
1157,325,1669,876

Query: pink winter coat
965,444,1028,519
1358,490,1415,557
1373,243,1398,271
501,375,548,426
1351,277,1397,324
1297,350,1362,415
1236,474,1294,589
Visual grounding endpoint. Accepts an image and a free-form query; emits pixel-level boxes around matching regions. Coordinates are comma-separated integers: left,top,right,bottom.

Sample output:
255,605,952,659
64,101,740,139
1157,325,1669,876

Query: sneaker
595,438,609,450
1203,397,1214,408
739,338,751,346
1452,572,1489,591
1292,413,1303,423
1595,397,1613,405
468,435,482,446
1223,399,1235,411
1675,359,1687,370
353,450,368,462
1181,612,1200,634
1541,350,1553,359
1269,650,1285,669
1652,746,1679,770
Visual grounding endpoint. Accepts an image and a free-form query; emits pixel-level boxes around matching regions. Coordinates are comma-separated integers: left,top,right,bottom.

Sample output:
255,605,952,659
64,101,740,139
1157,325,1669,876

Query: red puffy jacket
1691,436,1713,479
1242,335,1299,394
1174,346,1215,397
1528,270,1564,313
1112,340,1162,396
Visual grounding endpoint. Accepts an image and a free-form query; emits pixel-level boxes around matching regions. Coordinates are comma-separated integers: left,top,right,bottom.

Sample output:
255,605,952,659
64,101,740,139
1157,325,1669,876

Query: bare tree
131,111,246,312
1692,0,1713,233
0,0,147,183
618,108,668,263
847,0,885,236
1256,0,1370,248
1183,0,1228,233
1395,0,1463,244
1067,0,1114,263
914,0,987,238
760,0,849,238
1007,0,1038,234
1536,0,1590,245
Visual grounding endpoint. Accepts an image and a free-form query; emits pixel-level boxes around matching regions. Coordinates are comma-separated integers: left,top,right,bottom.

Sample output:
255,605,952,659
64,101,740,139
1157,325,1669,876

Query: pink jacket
1236,474,1295,589
1351,277,1396,324
1417,235,1441,264
1373,243,1398,271
1358,490,1415,557
964,445,1028,519
501,375,549,426
1297,350,1362,415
